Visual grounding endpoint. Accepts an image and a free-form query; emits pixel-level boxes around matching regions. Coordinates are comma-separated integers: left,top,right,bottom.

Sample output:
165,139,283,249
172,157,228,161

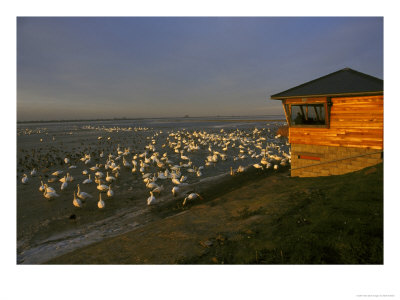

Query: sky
17,17,383,121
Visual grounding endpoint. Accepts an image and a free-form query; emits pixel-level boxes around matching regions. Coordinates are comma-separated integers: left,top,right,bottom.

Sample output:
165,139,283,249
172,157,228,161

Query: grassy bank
46,163,383,264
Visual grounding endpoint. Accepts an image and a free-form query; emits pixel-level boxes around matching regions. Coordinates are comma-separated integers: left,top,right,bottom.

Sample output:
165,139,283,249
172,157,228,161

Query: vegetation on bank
179,163,383,264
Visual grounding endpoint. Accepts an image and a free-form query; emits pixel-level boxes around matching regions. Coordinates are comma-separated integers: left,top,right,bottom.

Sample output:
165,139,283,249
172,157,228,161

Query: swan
230,167,235,176
82,174,92,184
98,193,105,209
147,191,156,205
21,174,28,184
61,178,68,191
180,175,187,182
146,181,159,190
237,166,245,173
105,172,116,183
171,178,181,185
77,184,93,200
274,164,279,170
95,171,104,178
97,181,109,192
59,175,67,183
82,169,88,175
107,184,114,198
182,193,203,206
73,191,82,208
52,170,63,177
39,181,45,192
172,186,179,197
64,157,70,164
152,185,164,195
43,189,59,200
30,168,37,176
253,163,263,169
44,184,56,193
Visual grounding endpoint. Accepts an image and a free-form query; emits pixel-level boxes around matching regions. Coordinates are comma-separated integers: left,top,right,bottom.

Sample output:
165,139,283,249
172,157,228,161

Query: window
283,98,331,128
291,104,325,125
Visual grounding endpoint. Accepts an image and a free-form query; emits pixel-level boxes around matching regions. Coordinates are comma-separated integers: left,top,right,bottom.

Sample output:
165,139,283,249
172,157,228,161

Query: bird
253,163,263,169
64,157,70,164
77,184,93,200
73,191,82,208
61,178,68,191
21,174,28,184
274,164,279,170
98,193,105,209
146,180,159,190
39,181,45,192
95,171,104,178
44,184,56,193
172,186,179,197
171,178,181,185
43,189,59,200
183,193,203,206
82,174,92,184
107,184,114,198
30,168,37,176
52,170,63,177
82,169,88,175
105,172,116,183
97,181,109,192
152,185,164,195
147,191,157,205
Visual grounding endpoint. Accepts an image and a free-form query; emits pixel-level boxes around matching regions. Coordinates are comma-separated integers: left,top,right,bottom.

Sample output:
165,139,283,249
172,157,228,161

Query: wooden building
270,68,383,177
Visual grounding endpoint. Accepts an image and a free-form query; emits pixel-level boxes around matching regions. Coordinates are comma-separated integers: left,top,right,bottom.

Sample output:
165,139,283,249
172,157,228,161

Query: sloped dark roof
270,68,383,99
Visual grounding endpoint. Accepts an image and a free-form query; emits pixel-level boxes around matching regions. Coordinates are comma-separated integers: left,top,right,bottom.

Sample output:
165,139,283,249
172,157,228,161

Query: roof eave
270,90,383,100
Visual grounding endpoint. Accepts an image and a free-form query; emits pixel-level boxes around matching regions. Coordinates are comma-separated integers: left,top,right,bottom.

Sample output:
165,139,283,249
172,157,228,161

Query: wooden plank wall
289,95,383,149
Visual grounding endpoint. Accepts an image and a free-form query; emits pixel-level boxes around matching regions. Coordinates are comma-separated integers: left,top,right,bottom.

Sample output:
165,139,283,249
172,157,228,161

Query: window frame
283,97,331,128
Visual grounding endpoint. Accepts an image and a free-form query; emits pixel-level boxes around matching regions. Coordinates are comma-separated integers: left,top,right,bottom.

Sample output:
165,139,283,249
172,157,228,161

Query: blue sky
17,17,383,121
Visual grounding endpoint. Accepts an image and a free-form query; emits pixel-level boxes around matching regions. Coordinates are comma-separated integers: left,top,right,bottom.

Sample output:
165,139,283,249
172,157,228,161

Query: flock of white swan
19,124,290,211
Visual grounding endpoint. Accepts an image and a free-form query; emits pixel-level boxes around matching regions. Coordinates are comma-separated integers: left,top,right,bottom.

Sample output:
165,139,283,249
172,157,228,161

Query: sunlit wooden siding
289,95,383,149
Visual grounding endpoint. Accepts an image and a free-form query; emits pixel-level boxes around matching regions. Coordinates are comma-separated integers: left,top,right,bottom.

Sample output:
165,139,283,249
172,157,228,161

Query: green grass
181,164,383,264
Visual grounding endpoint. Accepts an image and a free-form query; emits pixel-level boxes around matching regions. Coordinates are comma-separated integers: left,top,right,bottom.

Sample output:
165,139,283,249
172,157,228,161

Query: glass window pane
290,104,325,125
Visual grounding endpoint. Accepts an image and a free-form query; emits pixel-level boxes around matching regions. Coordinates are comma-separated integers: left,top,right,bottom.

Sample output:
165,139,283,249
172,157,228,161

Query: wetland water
17,116,289,264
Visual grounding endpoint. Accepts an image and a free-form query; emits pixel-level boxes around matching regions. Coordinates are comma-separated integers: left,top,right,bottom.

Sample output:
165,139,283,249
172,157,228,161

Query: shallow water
17,116,289,264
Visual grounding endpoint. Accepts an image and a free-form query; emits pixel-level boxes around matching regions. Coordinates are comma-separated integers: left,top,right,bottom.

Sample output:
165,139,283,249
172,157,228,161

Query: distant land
17,115,286,124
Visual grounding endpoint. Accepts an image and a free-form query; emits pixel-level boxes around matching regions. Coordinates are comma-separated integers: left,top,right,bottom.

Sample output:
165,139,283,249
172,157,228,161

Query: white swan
39,181,45,192
146,181,159,190
183,193,203,206
44,189,59,200
152,185,164,194
77,184,93,200
44,184,56,193
21,174,28,184
95,171,104,178
107,184,114,198
98,193,105,209
82,169,88,175
97,181,109,192
82,174,92,184
147,191,156,205
172,186,179,197
105,172,116,183
61,178,68,191
30,168,37,176
73,191,82,208
52,170,63,177
171,178,181,185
